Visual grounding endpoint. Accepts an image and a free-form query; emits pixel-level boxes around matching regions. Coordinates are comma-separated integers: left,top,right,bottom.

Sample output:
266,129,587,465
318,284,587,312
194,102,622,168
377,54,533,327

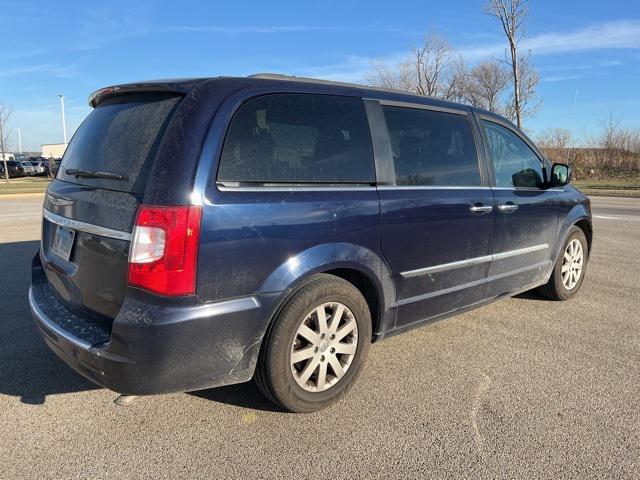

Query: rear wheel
255,274,371,412
538,226,588,300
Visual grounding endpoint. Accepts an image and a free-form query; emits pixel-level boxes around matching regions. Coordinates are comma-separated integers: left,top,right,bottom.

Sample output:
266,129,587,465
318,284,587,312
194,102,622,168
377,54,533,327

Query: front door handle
469,204,493,214
497,202,519,213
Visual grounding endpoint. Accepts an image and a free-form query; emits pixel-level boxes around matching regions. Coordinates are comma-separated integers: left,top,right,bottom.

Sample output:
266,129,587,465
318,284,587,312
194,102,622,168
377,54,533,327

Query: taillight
127,205,202,296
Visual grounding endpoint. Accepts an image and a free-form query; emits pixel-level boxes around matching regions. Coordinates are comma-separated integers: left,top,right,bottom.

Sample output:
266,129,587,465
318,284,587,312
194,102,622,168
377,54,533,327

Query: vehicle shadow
189,382,285,413
0,240,99,405
513,289,548,301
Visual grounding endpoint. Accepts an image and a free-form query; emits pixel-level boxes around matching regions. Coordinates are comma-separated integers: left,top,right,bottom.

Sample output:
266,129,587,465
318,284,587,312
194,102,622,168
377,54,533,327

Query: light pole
16,128,22,154
58,94,68,145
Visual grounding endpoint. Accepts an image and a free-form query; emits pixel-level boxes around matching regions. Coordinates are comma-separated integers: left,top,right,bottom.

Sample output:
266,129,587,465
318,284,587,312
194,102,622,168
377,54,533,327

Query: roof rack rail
247,72,431,98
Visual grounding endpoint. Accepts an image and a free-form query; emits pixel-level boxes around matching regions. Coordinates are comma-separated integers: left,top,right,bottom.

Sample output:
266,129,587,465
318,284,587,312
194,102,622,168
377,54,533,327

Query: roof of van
89,73,478,114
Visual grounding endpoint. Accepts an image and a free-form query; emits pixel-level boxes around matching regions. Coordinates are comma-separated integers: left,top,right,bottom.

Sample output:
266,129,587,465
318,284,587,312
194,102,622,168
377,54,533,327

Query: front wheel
538,226,589,301
255,274,371,412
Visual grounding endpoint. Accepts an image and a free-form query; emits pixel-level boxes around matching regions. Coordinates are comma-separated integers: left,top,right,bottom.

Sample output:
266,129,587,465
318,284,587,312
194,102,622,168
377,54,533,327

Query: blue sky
1,0,639,151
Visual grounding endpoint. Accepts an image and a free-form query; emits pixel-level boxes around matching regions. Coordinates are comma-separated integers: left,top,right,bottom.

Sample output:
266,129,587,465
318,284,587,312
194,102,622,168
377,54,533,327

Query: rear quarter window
217,93,375,184
57,93,181,194
382,105,481,187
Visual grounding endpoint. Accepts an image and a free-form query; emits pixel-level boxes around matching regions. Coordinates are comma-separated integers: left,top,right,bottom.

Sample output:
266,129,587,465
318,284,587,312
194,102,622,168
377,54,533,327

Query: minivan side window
482,121,545,188
218,94,375,184
381,106,481,186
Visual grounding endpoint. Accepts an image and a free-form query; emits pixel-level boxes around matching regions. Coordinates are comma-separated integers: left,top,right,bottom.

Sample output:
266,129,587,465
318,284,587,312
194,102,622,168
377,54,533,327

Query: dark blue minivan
29,74,592,412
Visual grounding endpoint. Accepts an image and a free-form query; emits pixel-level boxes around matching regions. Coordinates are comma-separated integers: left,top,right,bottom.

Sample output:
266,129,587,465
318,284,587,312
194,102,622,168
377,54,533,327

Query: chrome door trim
491,243,549,260
216,184,377,193
397,260,551,306
400,243,549,278
497,203,519,213
43,209,132,241
469,205,493,213
377,185,492,191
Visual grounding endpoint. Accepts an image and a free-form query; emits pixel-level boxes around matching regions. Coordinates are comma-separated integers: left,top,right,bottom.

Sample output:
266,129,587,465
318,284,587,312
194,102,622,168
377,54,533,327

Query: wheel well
575,219,593,253
324,268,380,337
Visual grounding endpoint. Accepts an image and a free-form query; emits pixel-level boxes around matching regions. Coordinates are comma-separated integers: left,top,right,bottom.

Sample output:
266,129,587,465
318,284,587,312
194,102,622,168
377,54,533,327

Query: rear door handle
497,203,519,213
469,204,493,214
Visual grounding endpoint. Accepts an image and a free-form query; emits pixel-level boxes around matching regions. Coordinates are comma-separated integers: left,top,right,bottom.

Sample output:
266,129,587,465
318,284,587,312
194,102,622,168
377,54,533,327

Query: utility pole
59,94,68,145
0,123,7,182
17,128,22,154
566,89,578,164
0,103,11,182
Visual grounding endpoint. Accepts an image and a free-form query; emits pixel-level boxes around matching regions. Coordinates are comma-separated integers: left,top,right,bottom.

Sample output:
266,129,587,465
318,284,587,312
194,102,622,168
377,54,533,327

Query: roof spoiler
88,79,206,108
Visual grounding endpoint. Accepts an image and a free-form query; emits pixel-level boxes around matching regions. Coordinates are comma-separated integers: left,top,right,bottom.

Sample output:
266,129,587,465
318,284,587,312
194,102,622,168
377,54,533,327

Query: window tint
218,94,375,184
381,106,481,186
482,121,545,188
58,93,181,194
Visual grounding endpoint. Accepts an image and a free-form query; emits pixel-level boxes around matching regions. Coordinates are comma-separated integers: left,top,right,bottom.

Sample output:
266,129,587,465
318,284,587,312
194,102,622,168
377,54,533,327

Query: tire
537,226,589,301
255,274,372,412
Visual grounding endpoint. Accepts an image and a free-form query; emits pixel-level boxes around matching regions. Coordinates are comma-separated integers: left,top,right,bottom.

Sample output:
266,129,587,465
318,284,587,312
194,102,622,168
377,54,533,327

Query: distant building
42,143,67,159
1,152,15,161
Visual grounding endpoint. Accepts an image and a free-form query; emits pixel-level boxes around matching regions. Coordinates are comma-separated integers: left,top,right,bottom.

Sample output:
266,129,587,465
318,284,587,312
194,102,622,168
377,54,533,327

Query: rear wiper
65,168,128,181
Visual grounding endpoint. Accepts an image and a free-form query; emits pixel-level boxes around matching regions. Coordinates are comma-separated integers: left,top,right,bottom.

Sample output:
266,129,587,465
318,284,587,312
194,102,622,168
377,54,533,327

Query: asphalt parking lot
1,194,638,479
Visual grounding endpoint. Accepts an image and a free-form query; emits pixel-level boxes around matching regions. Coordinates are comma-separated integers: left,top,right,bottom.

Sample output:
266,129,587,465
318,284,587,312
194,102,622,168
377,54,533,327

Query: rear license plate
51,226,76,261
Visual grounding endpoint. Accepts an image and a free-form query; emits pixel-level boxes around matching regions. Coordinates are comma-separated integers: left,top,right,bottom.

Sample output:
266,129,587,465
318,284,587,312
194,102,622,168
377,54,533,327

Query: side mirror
550,163,571,187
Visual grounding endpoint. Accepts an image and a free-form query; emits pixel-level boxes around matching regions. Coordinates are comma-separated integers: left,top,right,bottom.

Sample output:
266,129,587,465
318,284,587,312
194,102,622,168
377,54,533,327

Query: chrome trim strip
492,243,549,261
401,243,549,278
402,254,493,277
377,185,492,191
491,187,565,192
397,261,551,306
29,287,92,350
217,185,377,192
43,209,132,241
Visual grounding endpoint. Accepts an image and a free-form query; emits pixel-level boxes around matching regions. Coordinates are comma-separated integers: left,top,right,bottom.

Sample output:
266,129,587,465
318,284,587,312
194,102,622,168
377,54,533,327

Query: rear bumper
30,253,277,395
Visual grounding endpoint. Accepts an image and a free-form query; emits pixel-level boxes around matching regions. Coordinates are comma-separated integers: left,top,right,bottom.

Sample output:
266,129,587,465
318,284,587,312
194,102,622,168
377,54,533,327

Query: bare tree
597,110,640,171
0,102,12,183
484,0,529,128
536,128,572,150
441,57,470,103
465,60,510,112
515,55,540,118
366,33,459,98
414,34,455,97
366,59,415,92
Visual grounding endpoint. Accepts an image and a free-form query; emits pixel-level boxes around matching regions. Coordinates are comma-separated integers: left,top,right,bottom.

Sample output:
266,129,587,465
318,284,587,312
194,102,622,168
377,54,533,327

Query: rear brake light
127,205,202,296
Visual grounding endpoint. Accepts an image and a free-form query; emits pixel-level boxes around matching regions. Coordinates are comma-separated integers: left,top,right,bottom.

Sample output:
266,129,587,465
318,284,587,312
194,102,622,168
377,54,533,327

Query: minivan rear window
57,93,181,194
218,94,375,184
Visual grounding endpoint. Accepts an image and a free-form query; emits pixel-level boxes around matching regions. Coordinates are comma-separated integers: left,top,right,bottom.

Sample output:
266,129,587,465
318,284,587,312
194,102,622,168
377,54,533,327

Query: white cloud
462,20,640,59
304,20,640,84
166,25,322,34
0,63,79,79
164,25,408,35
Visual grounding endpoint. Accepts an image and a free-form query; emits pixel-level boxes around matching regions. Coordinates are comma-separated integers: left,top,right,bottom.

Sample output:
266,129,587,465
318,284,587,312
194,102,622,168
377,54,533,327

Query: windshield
57,93,181,194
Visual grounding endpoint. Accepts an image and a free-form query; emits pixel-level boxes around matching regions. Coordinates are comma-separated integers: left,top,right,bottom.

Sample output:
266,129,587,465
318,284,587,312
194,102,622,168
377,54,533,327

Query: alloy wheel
290,302,358,392
561,238,584,290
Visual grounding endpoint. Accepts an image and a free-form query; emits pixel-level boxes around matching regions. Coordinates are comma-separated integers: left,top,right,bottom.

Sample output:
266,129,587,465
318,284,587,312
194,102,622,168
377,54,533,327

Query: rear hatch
41,92,182,325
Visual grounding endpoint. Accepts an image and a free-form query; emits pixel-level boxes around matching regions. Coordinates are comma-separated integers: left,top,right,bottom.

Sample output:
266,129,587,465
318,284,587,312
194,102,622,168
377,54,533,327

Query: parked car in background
3,160,26,178
27,161,46,175
20,162,35,175
30,75,592,412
